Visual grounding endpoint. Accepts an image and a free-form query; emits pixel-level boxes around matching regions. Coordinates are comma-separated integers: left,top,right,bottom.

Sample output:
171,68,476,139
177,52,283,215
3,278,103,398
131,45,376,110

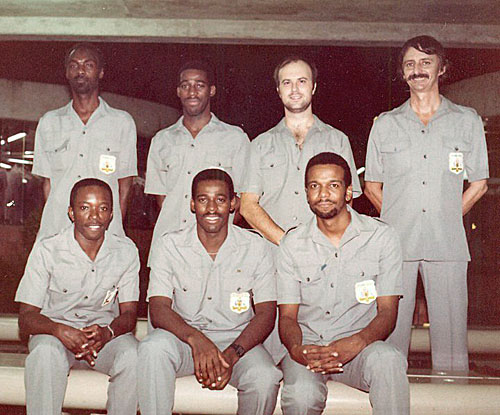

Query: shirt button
82,131,86,135
293,216,297,221
423,154,427,159
75,313,79,317
270,164,274,168
63,289,68,293
182,219,187,223
77,175,81,178
187,171,191,175
422,208,426,213
306,277,310,282
330,283,334,288
294,191,299,195
326,311,331,315
84,296,88,299
79,153,83,157
297,166,300,171
208,319,213,323
184,194,189,199
319,335,323,339
191,143,195,148
334,252,338,258
182,288,187,292
91,269,95,272
421,130,425,134
207,296,212,300
360,271,365,276
422,181,426,185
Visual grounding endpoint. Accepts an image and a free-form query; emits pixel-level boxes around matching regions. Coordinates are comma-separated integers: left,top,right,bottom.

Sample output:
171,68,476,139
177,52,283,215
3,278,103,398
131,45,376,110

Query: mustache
408,73,429,81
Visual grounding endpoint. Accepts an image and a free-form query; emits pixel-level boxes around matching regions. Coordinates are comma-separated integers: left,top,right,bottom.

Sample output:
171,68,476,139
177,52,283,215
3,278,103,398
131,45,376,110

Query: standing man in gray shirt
145,61,249,253
33,43,137,240
365,35,489,372
278,152,408,415
241,56,361,246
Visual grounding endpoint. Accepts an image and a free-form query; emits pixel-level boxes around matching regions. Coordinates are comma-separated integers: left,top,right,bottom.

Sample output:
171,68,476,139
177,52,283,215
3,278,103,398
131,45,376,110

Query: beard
309,203,339,219
68,76,98,95
283,96,312,114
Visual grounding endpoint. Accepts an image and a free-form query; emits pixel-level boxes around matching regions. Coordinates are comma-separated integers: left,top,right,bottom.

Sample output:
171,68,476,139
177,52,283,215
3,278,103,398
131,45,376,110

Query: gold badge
355,280,377,305
230,292,250,314
449,152,464,175
99,154,116,175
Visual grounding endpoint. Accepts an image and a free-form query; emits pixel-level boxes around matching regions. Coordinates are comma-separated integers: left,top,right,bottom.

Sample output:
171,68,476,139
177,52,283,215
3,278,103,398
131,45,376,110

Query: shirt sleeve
230,131,251,194
276,238,301,305
375,225,403,297
240,137,264,196
365,118,385,183
147,235,175,300
116,243,140,303
31,115,52,179
465,112,489,183
15,243,51,307
117,114,138,179
250,240,277,304
337,132,362,198
144,132,168,195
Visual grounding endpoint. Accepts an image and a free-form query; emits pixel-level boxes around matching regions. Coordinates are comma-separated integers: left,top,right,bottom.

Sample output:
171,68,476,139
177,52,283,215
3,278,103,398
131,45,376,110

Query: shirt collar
63,223,117,262
276,114,326,137
400,95,458,124
65,96,107,124
174,112,220,134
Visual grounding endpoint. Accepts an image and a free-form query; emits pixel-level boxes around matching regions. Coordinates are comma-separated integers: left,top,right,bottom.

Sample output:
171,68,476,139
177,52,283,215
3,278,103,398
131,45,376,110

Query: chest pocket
442,140,471,177
47,268,82,309
159,150,182,193
380,140,411,179
297,264,325,306
260,152,287,194
42,136,71,172
204,149,234,176
171,273,203,319
95,140,121,176
343,260,379,302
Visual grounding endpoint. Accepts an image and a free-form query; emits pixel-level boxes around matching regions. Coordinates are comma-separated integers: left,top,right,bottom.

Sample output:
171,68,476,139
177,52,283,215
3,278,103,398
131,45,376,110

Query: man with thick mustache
145,61,249,255
241,56,361,246
33,43,137,241
365,35,489,372
138,169,281,415
277,152,408,415
16,178,140,415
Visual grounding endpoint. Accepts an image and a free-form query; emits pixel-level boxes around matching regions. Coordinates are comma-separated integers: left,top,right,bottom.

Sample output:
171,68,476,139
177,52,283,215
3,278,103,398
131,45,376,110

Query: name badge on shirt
102,287,118,307
355,280,377,305
99,154,116,175
230,292,250,314
449,152,464,175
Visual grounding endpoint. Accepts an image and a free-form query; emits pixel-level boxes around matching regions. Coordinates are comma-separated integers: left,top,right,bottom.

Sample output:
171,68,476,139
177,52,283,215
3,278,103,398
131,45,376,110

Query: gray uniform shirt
33,98,137,239
145,114,250,246
242,116,361,233
365,97,489,261
277,207,403,345
15,225,140,328
148,224,276,347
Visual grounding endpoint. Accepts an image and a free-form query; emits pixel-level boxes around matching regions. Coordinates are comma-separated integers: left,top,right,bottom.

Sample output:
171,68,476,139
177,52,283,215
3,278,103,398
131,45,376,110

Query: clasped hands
189,333,239,391
291,335,364,374
55,323,112,366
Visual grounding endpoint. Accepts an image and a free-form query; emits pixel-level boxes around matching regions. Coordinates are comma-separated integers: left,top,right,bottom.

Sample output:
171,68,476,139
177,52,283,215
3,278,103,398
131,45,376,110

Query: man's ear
345,185,353,203
68,206,75,223
99,68,104,80
210,85,216,97
312,82,317,95
190,199,195,214
230,195,237,213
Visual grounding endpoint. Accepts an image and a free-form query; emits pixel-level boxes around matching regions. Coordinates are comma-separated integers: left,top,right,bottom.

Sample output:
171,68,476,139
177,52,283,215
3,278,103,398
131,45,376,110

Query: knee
113,337,138,373
365,342,407,377
281,377,327,414
27,335,67,367
138,329,179,364
242,362,282,393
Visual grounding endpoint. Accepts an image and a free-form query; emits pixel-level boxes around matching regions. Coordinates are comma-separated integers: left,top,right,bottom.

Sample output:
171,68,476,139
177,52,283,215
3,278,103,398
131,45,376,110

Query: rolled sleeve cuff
277,295,301,305
467,170,489,183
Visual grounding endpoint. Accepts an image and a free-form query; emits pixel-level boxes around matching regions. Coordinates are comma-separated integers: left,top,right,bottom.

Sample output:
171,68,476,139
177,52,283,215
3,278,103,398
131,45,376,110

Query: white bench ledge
2,353,500,414
2,316,500,354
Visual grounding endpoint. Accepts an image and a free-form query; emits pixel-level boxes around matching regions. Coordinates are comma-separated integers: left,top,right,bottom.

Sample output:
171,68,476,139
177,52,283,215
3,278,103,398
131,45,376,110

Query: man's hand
75,324,113,365
208,347,240,390
290,344,344,374
188,332,230,388
306,335,365,374
53,323,90,356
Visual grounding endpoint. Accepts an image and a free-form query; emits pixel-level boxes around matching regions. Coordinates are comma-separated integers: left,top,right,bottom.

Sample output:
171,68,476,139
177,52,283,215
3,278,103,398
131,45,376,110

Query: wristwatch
229,343,245,358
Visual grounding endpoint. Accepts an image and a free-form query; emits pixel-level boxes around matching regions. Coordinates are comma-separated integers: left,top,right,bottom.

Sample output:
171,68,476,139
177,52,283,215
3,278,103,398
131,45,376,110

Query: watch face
231,343,245,357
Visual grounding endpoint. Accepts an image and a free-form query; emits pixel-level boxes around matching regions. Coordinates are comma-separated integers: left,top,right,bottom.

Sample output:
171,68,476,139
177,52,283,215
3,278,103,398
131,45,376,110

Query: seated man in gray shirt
277,153,409,415
15,178,140,415
138,168,281,415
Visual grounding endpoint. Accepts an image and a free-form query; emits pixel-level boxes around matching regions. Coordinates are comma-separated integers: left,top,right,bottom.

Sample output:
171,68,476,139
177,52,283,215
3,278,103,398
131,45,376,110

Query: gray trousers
25,333,138,415
137,328,282,415
387,260,469,371
280,341,409,415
